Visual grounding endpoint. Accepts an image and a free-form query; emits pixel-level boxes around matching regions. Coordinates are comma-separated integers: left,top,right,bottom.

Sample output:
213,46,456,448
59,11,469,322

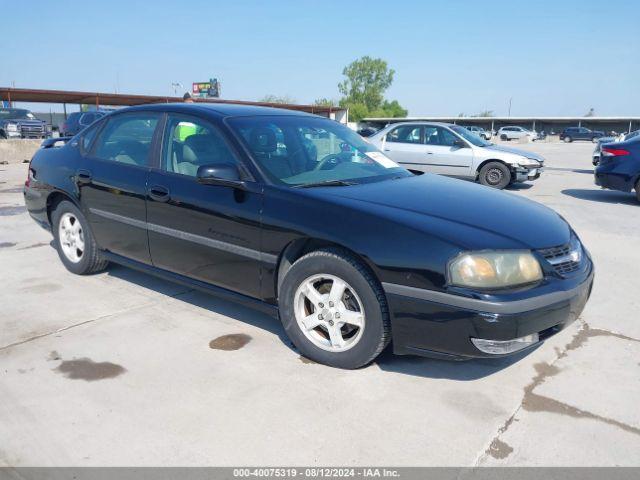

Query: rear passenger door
380,125,426,169
79,112,160,264
145,113,263,298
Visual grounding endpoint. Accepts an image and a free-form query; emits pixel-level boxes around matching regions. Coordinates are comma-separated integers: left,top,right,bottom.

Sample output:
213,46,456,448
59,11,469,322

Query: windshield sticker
366,151,399,169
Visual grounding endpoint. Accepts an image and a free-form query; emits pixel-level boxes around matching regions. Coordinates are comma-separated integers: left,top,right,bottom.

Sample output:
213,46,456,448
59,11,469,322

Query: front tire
592,137,599,143
52,200,108,275
500,134,508,141
478,161,512,189
564,136,572,143
279,248,390,369
636,180,640,203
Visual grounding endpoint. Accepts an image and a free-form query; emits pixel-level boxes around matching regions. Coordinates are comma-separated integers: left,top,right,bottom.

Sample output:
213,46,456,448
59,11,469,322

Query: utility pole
171,82,183,95
508,97,513,117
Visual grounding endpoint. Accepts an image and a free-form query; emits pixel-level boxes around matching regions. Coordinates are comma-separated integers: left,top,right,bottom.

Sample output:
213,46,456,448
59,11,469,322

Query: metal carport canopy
0,87,341,115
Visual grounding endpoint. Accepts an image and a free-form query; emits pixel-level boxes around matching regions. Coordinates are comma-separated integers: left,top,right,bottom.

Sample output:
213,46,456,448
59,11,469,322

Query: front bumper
514,165,543,182
383,263,594,360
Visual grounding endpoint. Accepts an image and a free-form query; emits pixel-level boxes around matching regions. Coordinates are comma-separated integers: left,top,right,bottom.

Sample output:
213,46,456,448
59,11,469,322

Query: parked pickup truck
0,108,48,139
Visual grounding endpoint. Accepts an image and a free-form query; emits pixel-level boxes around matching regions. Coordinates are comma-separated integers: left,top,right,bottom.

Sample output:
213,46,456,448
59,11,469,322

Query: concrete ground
0,141,639,467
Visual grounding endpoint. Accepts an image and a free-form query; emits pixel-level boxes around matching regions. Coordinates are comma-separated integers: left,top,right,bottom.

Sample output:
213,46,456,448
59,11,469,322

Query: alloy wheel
58,212,85,263
293,274,365,352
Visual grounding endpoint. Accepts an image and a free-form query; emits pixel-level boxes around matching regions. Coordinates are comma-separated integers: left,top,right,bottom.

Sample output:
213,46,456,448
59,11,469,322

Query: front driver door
146,113,263,298
422,126,473,178
79,112,160,264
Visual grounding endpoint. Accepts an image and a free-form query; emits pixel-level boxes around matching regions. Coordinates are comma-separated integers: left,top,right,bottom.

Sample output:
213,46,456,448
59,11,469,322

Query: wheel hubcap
58,212,85,263
294,274,365,352
486,168,503,185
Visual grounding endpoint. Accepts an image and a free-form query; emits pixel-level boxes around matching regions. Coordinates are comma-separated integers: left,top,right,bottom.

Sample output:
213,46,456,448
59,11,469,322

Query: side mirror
196,163,246,189
453,139,468,148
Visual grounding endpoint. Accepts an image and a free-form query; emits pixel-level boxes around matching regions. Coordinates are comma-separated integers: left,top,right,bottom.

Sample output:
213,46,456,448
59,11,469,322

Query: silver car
464,125,492,140
368,122,544,189
497,126,539,141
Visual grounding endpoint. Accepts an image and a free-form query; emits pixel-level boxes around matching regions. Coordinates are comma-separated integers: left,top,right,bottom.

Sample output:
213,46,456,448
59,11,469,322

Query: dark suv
560,127,604,143
60,110,110,137
0,108,48,139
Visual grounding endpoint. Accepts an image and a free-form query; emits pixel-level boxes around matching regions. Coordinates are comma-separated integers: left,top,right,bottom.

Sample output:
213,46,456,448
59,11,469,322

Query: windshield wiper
295,180,357,188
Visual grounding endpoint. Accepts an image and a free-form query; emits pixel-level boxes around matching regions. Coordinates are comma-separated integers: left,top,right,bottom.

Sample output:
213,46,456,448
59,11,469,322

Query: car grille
537,237,583,277
20,124,45,135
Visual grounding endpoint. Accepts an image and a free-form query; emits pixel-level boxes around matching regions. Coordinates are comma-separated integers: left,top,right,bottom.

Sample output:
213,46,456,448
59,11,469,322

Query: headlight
448,251,542,289
7,123,18,132
517,158,540,167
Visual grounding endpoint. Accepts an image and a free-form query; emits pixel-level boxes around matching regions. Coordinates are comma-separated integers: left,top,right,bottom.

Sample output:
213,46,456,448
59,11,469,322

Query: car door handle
76,169,92,184
148,185,170,202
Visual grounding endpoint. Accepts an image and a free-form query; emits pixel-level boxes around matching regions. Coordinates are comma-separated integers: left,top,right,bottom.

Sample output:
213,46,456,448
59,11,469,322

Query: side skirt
102,251,280,319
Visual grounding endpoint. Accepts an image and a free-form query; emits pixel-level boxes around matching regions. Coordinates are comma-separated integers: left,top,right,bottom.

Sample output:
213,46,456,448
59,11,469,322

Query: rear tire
500,134,508,141
564,136,572,143
592,137,599,143
52,200,108,275
478,161,512,189
279,247,390,369
636,180,640,203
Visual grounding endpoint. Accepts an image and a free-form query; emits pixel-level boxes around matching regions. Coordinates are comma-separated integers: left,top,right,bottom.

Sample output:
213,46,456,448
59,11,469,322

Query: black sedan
23,104,594,369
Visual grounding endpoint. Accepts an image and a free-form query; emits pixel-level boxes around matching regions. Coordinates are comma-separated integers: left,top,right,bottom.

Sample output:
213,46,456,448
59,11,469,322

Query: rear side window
93,113,159,166
79,113,95,126
387,125,421,144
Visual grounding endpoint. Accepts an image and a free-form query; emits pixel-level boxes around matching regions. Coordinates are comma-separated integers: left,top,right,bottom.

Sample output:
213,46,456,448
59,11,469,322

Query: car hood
3,118,44,124
318,174,569,250
482,144,545,162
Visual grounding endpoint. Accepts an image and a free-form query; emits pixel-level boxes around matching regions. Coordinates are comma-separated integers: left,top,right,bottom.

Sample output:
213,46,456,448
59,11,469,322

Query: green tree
335,56,406,121
338,56,395,111
314,98,338,107
261,94,296,104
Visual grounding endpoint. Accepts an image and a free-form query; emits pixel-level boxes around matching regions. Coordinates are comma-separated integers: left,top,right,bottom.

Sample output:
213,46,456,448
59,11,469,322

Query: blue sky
2,0,639,116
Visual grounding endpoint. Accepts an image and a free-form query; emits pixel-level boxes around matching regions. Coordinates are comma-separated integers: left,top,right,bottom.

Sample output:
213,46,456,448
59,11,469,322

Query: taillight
602,147,630,157
25,161,34,187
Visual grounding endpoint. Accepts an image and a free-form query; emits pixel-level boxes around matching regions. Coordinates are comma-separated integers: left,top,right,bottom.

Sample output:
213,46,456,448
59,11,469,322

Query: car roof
120,102,315,119
383,121,455,129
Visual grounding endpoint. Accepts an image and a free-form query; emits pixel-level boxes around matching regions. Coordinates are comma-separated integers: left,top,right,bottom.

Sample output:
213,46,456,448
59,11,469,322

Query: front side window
162,114,239,177
228,115,410,187
451,125,490,146
386,125,422,144
424,126,460,147
80,120,103,154
93,113,159,166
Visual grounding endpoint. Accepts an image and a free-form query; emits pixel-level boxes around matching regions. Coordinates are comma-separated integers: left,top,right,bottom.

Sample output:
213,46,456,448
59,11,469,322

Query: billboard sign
192,78,220,98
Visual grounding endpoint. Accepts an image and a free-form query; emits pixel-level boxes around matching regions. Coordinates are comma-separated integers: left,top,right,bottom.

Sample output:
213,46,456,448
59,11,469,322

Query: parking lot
1,140,639,466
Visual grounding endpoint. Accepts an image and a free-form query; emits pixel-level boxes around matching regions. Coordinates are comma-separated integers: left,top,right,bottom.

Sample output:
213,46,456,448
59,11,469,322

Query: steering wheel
314,153,344,171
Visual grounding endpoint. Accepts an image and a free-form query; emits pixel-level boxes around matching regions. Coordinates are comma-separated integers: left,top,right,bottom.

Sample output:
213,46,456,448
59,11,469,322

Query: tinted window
93,113,159,166
229,115,409,187
387,125,421,144
80,121,103,154
79,113,95,126
162,114,239,177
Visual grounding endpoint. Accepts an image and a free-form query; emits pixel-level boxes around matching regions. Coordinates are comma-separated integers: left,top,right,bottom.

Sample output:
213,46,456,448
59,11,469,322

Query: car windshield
0,109,34,120
451,125,491,147
228,115,411,187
